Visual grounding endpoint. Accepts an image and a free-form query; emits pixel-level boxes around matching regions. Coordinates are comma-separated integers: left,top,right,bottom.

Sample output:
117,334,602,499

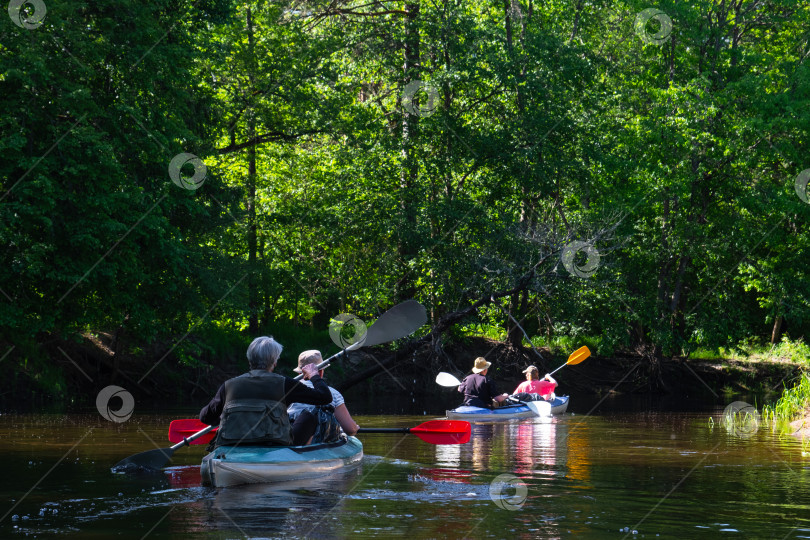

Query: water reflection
564,420,591,486
434,440,461,468
514,417,557,474
164,465,202,489
470,424,496,470
3,412,810,538
432,417,589,481
179,467,363,538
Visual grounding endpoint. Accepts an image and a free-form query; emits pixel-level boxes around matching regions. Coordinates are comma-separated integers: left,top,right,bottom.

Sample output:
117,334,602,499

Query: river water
2,401,809,539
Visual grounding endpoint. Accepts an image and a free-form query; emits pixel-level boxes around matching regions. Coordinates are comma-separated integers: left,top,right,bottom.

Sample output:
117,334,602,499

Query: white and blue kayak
446,396,569,421
201,436,363,488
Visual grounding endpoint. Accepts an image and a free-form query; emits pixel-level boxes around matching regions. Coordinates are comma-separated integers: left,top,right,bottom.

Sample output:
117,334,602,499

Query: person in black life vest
199,336,332,448
458,357,509,408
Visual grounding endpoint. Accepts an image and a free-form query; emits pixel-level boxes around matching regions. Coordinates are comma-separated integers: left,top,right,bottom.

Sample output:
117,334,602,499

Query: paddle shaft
170,425,420,440
548,345,591,376
167,418,471,446
357,427,413,434
548,363,566,376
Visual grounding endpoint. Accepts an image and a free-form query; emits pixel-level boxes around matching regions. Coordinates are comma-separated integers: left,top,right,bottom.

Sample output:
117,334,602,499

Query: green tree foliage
2,0,809,394
0,0,235,385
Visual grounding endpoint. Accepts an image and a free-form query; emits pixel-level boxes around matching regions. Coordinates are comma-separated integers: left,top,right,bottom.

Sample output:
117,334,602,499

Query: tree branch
216,130,328,154
338,270,537,391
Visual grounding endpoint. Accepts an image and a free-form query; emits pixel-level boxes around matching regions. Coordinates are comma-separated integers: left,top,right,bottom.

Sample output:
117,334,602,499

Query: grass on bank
761,373,810,456
692,337,810,364
762,374,810,430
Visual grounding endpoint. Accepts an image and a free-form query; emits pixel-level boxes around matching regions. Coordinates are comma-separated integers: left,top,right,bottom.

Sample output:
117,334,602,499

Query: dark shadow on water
341,386,746,416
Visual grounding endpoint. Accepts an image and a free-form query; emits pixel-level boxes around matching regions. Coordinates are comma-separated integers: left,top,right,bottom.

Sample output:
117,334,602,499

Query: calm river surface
2,403,809,539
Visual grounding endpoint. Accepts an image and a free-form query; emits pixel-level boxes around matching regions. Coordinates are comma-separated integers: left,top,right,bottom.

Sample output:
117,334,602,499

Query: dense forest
2,0,809,399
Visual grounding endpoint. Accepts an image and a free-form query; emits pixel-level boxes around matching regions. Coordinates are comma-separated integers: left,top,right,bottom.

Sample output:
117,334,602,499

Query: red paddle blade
410,420,471,445
168,419,217,445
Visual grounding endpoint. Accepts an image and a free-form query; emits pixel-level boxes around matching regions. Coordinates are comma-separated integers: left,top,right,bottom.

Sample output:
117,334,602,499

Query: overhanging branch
337,269,537,391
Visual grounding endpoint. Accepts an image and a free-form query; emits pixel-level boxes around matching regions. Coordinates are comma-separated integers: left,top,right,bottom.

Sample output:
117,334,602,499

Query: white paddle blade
525,400,552,417
436,372,462,387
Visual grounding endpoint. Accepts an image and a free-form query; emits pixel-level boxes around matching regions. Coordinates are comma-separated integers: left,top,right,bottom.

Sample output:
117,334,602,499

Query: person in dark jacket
199,336,332,448
458,357,508,408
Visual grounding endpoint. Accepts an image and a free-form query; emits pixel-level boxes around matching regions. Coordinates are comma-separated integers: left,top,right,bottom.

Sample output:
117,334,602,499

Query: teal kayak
201,436,363,488
446,396,569,421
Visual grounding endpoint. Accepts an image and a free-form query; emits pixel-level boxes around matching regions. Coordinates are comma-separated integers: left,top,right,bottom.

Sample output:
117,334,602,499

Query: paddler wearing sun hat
457,357,509,408
287,349,360,444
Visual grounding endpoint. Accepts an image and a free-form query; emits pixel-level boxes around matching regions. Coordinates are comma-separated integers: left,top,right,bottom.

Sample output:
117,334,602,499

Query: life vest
214,370,293,447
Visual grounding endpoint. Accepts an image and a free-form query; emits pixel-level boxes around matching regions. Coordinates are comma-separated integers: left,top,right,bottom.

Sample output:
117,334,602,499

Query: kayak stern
202,436,363,488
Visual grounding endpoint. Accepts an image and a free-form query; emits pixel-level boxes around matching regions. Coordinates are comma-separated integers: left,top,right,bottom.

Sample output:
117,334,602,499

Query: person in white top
287,350,360,444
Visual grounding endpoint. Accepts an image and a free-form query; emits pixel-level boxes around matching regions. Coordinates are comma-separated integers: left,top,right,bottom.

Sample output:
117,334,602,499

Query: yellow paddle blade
566,345,591,365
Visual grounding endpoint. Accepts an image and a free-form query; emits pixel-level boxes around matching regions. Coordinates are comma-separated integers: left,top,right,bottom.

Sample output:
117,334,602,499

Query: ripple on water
348,474,492,503
8,485,211,537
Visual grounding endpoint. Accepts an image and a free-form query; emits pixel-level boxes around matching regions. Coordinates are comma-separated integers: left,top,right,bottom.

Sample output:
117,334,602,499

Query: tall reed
762,374,810,432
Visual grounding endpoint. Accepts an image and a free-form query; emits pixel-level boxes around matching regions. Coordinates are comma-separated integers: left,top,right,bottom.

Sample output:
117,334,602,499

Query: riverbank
395,337,806,404
2,333,806,412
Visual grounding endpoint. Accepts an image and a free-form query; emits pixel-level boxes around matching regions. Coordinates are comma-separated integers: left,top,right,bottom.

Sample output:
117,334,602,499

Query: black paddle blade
363,300,427,347
113,446,174,471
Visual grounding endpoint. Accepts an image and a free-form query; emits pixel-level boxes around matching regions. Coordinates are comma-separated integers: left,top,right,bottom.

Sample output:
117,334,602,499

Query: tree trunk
568,0,583,44
771,314,783,344
246,7,259,334
396,1,420,301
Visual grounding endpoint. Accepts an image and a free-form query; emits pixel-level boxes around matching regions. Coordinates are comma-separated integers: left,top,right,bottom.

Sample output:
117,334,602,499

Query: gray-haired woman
199,336,332,448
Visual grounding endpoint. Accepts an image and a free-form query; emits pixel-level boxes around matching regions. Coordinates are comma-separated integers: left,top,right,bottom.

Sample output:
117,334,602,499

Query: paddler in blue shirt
458,357,509,408
199,336,332,448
